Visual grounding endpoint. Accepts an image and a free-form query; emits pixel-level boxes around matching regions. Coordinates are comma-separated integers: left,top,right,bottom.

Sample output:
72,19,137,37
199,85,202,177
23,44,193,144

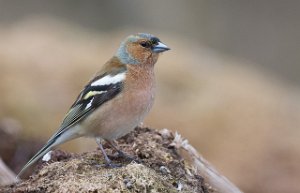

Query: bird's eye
140,41,151,48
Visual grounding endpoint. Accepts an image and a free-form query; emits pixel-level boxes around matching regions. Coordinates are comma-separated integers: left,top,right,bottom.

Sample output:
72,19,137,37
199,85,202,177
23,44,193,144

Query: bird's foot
105,162,122,168
95,160,122,168
116,150,141,163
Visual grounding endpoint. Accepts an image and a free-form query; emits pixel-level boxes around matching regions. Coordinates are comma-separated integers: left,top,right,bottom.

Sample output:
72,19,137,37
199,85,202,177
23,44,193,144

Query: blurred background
0,1,300,192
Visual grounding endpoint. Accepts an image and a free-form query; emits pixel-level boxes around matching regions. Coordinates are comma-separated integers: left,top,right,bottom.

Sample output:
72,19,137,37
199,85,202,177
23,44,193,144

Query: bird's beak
152,42,170,53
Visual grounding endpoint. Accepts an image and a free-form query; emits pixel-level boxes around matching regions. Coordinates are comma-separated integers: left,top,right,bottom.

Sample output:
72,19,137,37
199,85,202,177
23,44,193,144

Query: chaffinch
17,33,170,178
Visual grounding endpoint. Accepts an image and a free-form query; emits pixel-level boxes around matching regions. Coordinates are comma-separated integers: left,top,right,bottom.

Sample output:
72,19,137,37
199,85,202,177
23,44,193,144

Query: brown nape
96,57,127,75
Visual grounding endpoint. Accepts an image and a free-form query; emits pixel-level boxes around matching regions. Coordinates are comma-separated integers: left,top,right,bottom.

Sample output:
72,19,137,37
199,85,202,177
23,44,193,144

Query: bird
16,33,170,178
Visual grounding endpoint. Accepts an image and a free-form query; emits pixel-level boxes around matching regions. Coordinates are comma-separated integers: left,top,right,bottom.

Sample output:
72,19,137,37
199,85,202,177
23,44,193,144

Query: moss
1,127,214,193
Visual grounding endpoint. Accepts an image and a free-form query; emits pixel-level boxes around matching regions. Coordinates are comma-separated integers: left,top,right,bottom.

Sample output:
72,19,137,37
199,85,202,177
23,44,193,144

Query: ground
0,127,215,193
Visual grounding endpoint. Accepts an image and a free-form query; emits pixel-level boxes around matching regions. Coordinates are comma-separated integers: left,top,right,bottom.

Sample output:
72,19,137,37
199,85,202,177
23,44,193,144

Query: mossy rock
1,128,214,193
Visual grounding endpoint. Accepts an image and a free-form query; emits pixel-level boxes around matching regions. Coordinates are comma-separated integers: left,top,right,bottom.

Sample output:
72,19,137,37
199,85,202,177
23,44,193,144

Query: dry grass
0,18,300,193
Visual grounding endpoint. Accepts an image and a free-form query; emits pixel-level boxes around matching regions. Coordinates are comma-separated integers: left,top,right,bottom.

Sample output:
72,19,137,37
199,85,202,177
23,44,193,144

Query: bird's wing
16,68,126,178
52,69,127,141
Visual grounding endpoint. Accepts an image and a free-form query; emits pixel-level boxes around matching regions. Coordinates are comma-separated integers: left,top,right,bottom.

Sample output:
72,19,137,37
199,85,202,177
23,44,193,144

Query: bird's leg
106,140,140,163
95,138,121,167
96,138,111,165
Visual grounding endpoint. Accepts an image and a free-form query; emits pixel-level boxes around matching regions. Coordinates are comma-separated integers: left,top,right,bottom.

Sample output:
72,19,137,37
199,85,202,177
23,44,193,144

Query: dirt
0,127,214,193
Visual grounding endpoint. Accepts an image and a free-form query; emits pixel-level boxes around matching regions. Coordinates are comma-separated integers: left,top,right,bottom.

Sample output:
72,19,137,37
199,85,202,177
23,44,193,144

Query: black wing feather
53,81,123,139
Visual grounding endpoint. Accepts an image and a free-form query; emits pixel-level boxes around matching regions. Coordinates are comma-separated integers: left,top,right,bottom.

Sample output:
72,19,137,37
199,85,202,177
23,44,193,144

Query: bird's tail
16,125,82,179
16,137,57,179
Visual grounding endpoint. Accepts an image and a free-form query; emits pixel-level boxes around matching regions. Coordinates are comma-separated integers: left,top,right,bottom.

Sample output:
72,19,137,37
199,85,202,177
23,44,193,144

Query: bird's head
116,33,170,65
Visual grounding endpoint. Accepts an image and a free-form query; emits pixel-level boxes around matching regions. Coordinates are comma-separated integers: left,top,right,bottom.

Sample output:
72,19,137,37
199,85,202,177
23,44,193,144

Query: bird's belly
81,90,154,140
